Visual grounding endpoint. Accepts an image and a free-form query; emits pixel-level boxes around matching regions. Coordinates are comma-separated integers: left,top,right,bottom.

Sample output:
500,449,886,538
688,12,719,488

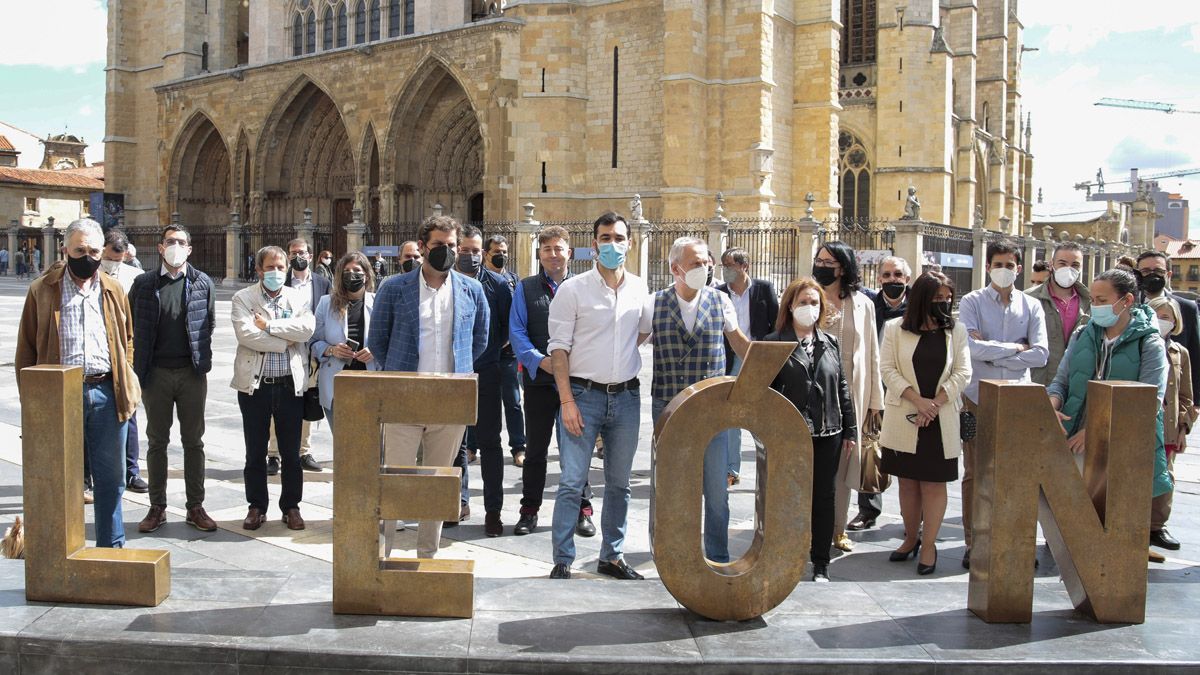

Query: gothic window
388,0,400,37
838,131,872,220
841,0,877,65
292,13,303,56
354,0,366,44
336,3,348,47
404,0,414,35
305,10,316,53
323,6,333,49
369,0,380,41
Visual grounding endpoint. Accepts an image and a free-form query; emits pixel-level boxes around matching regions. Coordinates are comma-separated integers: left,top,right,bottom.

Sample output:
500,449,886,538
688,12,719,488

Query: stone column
1022,235,1037,267
971,223,988,290
515,202,540,279
7,220,18,275
707,193,729,259
344,206,368,255
1086,238,1099,284
379,183,398,226
295,208,316,248
892,220,924,274
223,212,243,286
629,210,649,279
796,218,820,279
42,217,58,271
790,1,842,219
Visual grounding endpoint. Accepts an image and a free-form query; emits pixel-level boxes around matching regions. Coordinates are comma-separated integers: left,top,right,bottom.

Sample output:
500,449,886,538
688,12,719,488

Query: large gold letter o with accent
651,342,812,621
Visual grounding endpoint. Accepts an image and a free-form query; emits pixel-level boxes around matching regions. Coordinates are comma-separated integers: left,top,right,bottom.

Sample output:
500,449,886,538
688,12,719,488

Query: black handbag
303,386,325,422
960,409,977,442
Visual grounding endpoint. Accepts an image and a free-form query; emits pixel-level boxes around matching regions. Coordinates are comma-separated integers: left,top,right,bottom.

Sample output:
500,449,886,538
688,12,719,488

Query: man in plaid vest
639,236,751,562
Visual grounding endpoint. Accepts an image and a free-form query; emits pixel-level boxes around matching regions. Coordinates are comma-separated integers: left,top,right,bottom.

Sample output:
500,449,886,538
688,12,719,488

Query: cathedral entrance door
333,199,352,259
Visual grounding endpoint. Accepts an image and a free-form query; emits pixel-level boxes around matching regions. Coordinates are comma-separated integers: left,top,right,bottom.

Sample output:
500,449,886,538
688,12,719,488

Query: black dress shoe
1151,529,1182,551
597,559,644,580
550,563,572,579
514,512,538,535
576,512,596,537
266,456,280,476
846,514,877,531
811,563,830,582
300,454,323,472
889,540,920,562
917,547,938,576
962,549,970,570
485,511,503,537
126,475,149,493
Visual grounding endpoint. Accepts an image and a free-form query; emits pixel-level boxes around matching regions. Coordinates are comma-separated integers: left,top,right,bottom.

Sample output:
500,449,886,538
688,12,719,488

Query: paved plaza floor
1,274,1199,672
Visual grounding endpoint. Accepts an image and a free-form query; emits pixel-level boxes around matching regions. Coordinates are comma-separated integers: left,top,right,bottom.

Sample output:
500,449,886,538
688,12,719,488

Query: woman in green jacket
1047,267,1171,512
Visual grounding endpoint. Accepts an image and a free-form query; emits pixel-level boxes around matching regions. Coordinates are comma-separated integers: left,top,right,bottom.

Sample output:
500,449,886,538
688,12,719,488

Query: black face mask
401,258,419,273
67,253,101,280
1139,272,1167,295
812,266,838,287
882,282,906,300
491,254,507,269
426,245,456,273
290,255,309,272
342,272,366,293
706,266,714,287
932,301,953,326
457,252,482,276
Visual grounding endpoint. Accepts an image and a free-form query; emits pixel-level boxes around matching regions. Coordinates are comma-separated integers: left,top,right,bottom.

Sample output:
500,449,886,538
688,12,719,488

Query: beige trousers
380,423,466,559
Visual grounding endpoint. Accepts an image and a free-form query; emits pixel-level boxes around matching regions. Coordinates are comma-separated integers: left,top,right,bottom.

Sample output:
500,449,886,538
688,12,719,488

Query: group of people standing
13,213,1192,583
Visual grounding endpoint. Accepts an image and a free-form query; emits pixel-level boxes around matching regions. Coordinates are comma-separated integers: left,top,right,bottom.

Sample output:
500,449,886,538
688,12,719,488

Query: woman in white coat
878,271,972,575
812,241,885,551
310,250,381,428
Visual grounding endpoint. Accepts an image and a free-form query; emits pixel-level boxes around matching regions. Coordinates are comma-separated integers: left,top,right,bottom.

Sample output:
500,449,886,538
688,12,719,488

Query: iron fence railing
644,220,709,291
725,218,801,293
919,223,974,300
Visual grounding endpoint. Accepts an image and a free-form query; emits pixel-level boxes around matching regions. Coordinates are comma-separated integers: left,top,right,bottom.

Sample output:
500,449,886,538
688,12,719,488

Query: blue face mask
1090,299,1127,328
262,269,287,292
597,241,628,270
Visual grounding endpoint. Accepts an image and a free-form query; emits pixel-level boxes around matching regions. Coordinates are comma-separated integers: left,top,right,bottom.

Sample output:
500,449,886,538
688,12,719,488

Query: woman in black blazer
766,277,858,582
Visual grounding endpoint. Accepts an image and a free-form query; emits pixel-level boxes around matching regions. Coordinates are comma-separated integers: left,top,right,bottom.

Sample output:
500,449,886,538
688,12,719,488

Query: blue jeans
84,381,128,547
652,397,732,563
726,355,744,477
500,354,527,450
551,383,640,566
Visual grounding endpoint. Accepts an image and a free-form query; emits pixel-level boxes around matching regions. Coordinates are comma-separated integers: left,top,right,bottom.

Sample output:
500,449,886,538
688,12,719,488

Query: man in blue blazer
368,215,490,559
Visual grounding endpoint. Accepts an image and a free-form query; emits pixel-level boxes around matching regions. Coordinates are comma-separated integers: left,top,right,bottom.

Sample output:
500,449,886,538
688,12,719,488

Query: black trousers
519,383,591,514
811,434,842,566
238,380,304,513
857,491,883,519
460,364,505,512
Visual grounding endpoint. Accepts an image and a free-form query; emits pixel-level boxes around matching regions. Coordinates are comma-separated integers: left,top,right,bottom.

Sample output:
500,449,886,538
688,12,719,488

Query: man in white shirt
547,212,649,580
641,237,749,563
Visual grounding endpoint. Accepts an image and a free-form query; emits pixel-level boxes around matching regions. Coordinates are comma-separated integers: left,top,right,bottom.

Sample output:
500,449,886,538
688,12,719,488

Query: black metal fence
726,218,802,293
644,220,708,291
820,217,895,287
920,223,974,301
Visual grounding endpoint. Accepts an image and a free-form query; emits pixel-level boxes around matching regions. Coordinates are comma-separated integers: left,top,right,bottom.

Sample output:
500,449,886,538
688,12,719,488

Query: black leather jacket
767,328,857,440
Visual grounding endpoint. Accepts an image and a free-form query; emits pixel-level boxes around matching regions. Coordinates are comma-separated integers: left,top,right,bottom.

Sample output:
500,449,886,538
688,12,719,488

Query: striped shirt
260,288,292,378
59,274,112,376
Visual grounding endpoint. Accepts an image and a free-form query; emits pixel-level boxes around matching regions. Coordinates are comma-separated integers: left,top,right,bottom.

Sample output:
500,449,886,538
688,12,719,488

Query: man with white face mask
639,237,750,563
1026,241,1092,386
957,238,1048,568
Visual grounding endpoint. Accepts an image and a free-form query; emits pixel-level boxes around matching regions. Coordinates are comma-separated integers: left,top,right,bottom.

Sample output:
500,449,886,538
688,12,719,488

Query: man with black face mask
1137,250,1200,398
399,240,423,274
16,219,141,548
483,234,528,467
368,215,490,559
450,226,513,536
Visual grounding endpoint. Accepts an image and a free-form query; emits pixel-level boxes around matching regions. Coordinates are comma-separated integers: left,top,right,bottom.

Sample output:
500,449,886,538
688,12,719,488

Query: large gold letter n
969,380,1155,624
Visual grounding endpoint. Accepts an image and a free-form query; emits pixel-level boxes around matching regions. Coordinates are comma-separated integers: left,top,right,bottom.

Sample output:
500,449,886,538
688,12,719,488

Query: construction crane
1095,98,1200,115
1074,167,1200,195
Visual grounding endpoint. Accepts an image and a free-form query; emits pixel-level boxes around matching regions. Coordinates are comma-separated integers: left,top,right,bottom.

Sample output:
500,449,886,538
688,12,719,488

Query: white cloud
1187,24,1200,52
78,104,95,117
0,0,106,69
1023,1,1200,54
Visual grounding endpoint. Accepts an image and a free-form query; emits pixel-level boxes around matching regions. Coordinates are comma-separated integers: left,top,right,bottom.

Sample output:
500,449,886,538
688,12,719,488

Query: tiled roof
0,135,15,152
0,166,103,190
63,164,105,180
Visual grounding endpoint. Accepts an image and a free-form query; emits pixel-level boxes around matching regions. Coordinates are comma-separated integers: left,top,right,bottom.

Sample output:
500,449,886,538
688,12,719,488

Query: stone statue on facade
630,193,643,222
900,186,921,220
974,204,985,228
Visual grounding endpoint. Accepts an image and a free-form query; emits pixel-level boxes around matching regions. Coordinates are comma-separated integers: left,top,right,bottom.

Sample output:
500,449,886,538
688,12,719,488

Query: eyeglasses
162,238,189,247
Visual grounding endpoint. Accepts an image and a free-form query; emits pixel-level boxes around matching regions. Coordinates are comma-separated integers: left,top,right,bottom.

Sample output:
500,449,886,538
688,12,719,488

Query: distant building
1089,169,1190,241
1160,238,1200,295
1031,200,1128,246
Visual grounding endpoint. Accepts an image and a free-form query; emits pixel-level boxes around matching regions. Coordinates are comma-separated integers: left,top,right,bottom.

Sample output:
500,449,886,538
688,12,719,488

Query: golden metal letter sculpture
20,365,170,606
969,380,1155,624
651,342,811,621
332,371,476,618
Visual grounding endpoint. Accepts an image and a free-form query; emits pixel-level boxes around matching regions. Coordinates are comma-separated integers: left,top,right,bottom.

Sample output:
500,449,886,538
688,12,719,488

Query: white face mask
989,267,1017,289
792,304,820,328
1052,266,1080,289
163,243,189,268
1159,319,1176,337
682,266,709,291
100,259,122,276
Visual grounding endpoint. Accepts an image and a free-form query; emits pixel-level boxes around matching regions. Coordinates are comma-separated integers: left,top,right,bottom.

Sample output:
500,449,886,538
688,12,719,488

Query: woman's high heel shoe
917,546,938,575
889,540,920,562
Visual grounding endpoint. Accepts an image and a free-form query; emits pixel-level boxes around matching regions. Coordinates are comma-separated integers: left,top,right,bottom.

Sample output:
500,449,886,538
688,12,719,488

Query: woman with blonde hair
879,271,972,575
766,277,857,582
310,250,381,426
1147,295,1196,553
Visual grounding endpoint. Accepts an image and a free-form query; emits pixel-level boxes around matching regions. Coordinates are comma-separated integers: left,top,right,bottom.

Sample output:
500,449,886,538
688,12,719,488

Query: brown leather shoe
138,505,167,533
242,507,267,530
186,505,218,532
282,508,306,531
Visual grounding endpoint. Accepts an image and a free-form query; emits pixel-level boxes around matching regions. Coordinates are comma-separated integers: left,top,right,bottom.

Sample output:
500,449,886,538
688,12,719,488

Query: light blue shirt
958,284,1049,404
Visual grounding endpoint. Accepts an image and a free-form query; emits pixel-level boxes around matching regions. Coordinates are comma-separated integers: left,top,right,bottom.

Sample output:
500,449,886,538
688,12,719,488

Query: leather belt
569,376,640,394
260,375,294,385
83,372,111,385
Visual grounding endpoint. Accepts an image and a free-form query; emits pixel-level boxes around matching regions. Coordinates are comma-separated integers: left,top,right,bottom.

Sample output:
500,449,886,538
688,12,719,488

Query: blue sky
0,1,1197,234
